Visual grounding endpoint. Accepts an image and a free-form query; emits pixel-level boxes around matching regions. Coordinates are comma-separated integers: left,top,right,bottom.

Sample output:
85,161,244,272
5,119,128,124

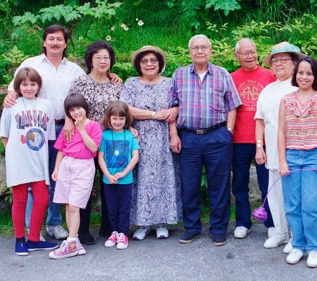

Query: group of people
1,24,317,268
232,39,317,268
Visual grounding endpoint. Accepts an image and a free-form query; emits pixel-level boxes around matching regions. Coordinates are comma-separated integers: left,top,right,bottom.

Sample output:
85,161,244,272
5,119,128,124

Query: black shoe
212,233,226,246
78,232,96,245
99,229,111,238
179,230,201,244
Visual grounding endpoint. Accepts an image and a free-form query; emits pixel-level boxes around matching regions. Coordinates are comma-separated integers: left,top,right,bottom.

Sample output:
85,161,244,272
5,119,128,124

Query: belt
184,122,226,135
55,119,65,125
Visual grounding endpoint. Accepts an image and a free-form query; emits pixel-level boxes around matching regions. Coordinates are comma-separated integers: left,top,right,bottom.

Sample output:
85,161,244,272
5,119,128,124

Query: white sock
67,237,77,242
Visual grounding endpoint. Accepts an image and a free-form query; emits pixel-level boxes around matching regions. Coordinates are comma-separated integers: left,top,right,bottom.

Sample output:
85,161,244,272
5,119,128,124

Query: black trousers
78,159,111,236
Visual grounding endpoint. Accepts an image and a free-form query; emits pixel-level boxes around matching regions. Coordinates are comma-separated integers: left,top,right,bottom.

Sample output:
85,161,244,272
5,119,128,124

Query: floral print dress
120,77,182,226
69,74,122,125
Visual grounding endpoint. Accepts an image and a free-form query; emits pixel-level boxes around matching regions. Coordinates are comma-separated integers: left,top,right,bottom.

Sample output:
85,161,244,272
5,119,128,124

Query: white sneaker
105,231,118,247
283,239,293,254
156,225,169,239
234,226,250,239
76,238,86,255
307,251,317,268
116,233,128,250
264,233,289,248
286,249,304,264
46,225,69,240
133,226,150,240
268,227,275,238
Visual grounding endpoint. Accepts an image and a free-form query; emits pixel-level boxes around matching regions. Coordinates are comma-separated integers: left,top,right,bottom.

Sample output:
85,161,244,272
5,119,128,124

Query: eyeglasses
237,50,257,57
270,57,292,65
93,56,111,61
190,45,211,52
140,58,158,64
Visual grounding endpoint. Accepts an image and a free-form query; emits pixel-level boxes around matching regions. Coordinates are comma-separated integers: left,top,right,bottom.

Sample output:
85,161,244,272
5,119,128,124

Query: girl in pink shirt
49,93,102,260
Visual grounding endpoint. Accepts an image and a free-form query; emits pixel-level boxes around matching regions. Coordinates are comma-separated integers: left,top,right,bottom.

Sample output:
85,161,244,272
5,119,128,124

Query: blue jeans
179,126,232,235
282,148,317,252
46,124,63,226
232,143,273,229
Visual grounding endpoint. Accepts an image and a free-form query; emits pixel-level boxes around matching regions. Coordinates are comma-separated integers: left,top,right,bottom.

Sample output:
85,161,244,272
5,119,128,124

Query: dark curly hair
85,41,116,74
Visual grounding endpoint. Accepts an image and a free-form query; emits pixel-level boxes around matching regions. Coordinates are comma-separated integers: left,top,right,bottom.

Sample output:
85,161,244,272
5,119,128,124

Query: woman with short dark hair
68,40,122,245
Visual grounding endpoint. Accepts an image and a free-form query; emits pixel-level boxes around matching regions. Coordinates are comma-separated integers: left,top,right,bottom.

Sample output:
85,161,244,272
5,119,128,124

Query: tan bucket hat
263,41,305,67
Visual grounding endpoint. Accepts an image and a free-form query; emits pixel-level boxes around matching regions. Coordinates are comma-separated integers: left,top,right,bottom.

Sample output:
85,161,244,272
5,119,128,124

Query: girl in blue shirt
98,101,139,250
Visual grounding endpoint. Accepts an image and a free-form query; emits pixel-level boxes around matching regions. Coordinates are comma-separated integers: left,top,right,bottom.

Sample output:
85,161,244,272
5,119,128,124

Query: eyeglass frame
190,45,211,53
270,57,293,65
140,58,158,65
236,50,257,57
92,55,111,61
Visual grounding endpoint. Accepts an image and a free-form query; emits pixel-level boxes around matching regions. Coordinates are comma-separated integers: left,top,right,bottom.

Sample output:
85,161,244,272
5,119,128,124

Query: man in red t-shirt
231,38,276,239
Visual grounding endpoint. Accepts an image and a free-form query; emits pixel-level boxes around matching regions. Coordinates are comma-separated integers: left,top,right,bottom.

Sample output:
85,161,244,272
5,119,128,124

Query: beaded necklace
111,130,127,165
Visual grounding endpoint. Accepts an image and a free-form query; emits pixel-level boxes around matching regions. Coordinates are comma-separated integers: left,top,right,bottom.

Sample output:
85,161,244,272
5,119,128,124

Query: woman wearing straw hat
120,46,182,240
255,42,304,251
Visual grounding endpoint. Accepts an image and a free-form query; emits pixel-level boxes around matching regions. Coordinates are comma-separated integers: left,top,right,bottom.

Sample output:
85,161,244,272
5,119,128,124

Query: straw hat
131,46,166,67
262,41,304,67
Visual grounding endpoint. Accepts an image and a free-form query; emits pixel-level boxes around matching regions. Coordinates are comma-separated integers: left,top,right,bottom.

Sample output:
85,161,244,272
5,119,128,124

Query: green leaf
206,0,241,16
13,12,38,26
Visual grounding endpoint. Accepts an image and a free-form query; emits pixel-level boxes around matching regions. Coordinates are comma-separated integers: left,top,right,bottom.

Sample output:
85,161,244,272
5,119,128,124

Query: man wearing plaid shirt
169,34,242,246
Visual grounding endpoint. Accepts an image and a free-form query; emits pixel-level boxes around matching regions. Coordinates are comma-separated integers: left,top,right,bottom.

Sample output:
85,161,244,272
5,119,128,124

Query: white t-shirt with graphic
0,97,55,186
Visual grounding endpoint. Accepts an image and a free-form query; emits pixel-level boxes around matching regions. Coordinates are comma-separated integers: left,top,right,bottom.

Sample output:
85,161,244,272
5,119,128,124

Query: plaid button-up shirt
170,63,242,130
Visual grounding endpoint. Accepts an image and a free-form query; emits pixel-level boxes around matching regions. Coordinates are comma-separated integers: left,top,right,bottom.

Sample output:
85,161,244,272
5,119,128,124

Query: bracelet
256,139,263,144
256,143,263,148
151,111,155,119
227,127,233,132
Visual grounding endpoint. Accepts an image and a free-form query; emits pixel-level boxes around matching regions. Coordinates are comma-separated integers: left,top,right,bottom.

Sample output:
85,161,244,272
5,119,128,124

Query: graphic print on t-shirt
106,139,128,168
237,80,265,111
15,109,49,151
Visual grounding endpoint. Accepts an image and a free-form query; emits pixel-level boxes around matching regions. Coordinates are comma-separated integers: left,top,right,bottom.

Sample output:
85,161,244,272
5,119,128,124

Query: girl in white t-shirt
0,67,58,255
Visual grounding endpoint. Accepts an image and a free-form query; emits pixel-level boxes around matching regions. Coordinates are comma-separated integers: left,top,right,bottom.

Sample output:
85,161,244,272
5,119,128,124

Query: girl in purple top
49,93,102,260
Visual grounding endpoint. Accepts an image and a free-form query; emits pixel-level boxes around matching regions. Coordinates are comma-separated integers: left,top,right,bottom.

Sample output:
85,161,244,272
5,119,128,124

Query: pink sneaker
116,233,128,250
76,238,86,255
105,231,118,247
49,240,78,259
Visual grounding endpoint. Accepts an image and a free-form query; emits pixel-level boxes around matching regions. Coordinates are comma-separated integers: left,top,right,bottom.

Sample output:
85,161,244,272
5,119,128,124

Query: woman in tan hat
255,42,304,252
120,46,182,240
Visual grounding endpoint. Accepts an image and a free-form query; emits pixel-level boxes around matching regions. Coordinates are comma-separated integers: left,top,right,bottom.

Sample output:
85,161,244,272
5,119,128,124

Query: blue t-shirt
99,129,139,184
